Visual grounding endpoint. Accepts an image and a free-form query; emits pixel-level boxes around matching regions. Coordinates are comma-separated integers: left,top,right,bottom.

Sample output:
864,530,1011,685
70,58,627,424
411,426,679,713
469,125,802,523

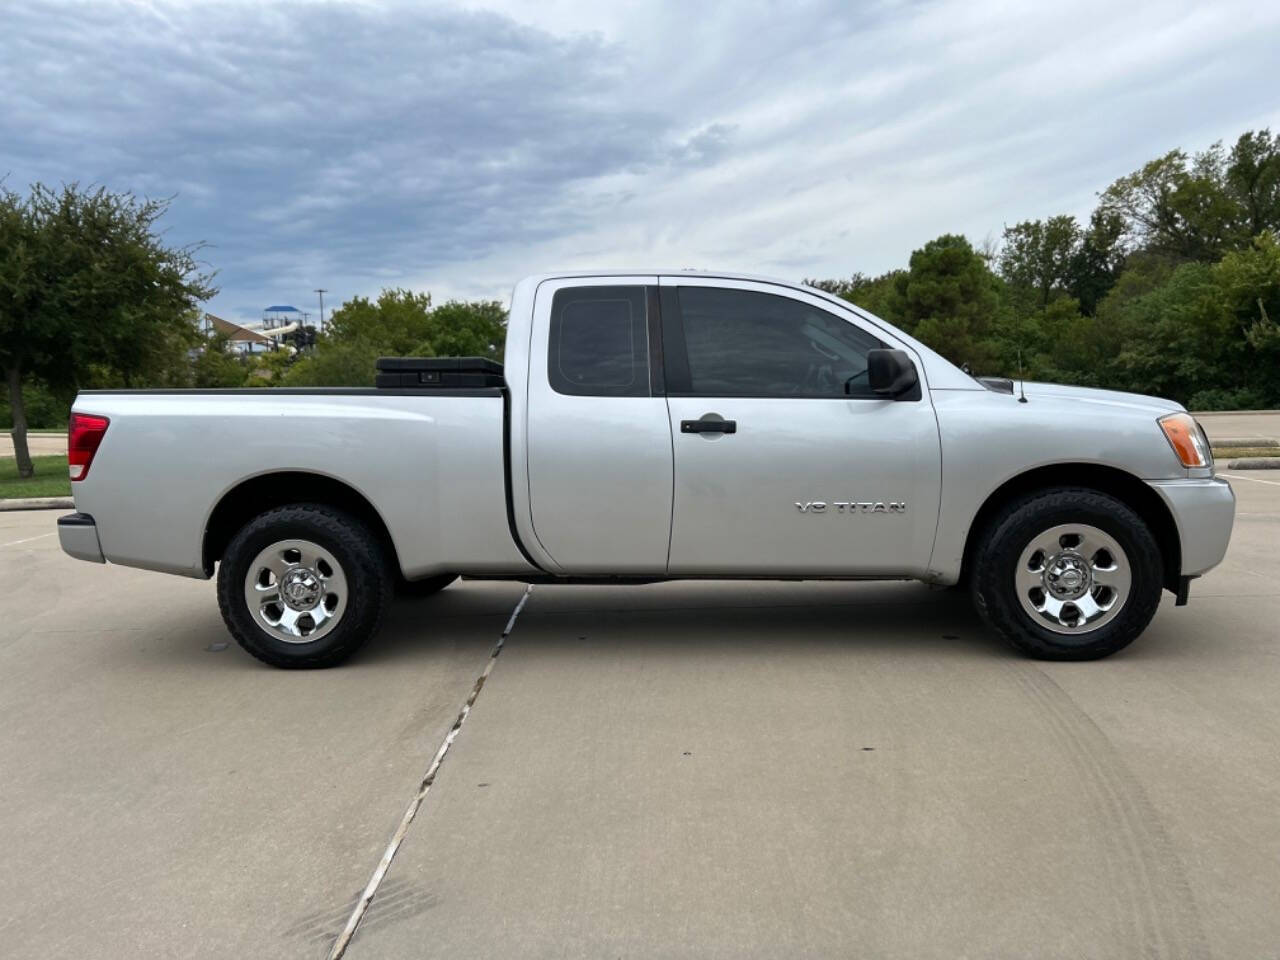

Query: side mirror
867,349,918,398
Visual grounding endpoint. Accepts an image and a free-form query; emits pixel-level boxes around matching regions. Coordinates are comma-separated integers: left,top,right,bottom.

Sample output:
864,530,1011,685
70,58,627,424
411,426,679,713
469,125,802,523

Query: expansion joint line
326,584,533,960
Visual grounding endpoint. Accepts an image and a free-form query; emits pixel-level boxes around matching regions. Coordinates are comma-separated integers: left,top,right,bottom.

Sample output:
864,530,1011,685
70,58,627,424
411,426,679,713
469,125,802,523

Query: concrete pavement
1,472,1279,958
0,526,525,959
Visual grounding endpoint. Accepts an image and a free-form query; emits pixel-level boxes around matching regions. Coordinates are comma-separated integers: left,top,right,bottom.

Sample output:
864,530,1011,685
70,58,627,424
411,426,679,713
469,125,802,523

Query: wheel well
961,463,1182,592
202,472,399,577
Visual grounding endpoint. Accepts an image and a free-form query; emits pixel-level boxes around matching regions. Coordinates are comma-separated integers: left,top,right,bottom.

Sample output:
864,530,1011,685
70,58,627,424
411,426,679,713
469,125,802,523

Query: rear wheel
217,504,391,668
971,488,1164,660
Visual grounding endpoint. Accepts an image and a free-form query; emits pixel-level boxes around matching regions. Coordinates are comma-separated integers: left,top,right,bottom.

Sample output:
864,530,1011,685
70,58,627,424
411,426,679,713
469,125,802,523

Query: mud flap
1175,575,1193,606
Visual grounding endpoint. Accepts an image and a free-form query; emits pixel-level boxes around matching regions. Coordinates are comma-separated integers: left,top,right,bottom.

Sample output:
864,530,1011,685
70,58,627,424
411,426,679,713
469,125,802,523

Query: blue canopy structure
264,305,302,313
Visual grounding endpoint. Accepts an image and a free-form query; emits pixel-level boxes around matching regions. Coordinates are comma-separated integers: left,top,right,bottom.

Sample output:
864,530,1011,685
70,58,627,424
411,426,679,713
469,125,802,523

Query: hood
1020,381,1184,416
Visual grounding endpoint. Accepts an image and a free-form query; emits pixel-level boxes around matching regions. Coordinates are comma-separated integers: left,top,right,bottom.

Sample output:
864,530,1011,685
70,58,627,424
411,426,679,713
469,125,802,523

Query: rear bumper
1147,476,1236,577
58,512,105,564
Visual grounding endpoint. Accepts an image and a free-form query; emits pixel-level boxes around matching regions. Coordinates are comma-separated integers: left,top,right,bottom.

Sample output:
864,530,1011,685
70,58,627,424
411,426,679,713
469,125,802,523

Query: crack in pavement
325,584,534,960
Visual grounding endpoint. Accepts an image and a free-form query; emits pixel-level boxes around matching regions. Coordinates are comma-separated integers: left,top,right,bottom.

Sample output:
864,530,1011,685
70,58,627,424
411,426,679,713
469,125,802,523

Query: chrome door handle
681,419,737,434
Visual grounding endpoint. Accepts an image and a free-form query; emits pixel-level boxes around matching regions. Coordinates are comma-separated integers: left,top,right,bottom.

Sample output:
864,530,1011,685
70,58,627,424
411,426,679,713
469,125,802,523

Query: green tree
1067,210,1127,315
1225,129,1280,239
898,234,1005,372
1021,296,1100,386
1089,236,1280,408
1095,262,1223,401
281,340,382,388
422,299,508,357
810,239,1006,372
998,215,1081,309
806,270,907,325
1098,145,1242,262
323,288,435,353
803,130,1280,405
1208,231,1280,407
0,382,69,430
804,272,873,299
284,288,507,387
190,331,250,388
0,182,214,476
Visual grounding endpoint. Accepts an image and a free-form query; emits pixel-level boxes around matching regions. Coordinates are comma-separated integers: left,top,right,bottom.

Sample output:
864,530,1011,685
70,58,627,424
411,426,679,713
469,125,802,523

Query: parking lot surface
2,470,1278,958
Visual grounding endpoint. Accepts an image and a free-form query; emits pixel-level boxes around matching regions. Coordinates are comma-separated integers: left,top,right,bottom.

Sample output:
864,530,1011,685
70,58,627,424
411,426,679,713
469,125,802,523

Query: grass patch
1212,447,1280,459
0,455,71,499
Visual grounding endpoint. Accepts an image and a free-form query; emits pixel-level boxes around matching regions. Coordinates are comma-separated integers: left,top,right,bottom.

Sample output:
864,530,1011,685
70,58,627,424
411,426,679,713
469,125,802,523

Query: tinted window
676,287,882,397
548,286,649,397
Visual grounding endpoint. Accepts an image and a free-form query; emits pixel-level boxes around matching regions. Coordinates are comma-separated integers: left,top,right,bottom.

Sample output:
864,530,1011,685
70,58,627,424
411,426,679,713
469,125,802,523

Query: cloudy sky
4,0,1279,323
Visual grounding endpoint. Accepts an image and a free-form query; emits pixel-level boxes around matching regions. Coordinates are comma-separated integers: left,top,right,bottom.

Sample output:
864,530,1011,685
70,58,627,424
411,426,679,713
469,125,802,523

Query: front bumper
58,512,105,564
1147,476,1236,577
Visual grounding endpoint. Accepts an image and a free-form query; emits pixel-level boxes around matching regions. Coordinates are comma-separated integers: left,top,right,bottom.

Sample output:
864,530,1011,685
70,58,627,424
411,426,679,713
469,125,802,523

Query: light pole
314,288,328,335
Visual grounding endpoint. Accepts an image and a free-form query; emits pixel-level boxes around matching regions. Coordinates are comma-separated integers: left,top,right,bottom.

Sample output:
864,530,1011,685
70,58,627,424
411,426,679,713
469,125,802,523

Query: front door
525,276,674,574
660,277,941,577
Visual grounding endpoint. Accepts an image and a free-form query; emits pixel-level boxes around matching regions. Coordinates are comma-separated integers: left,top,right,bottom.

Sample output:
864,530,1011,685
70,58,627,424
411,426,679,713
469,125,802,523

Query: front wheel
217,504,391,668
971,488,1164,660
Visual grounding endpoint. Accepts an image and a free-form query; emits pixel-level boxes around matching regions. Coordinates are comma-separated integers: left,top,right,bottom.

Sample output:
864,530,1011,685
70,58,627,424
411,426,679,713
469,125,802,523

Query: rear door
525,276,674,574
660,277,941,577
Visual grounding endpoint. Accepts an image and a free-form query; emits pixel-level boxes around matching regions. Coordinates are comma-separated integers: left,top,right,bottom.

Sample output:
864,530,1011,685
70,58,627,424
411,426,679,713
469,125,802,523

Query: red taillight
68,413,110,481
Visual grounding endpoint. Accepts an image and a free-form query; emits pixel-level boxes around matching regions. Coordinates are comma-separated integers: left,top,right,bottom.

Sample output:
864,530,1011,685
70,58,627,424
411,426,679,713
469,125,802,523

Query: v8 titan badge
795,501,907,514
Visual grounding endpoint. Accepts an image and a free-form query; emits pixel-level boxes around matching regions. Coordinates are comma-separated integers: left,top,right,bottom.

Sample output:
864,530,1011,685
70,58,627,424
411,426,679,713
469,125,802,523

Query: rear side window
674,286,882,397
548,286,649,397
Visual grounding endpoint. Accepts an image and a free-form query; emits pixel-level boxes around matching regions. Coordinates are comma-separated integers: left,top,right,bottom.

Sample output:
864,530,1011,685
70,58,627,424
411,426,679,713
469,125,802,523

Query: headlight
1158,412,1212,468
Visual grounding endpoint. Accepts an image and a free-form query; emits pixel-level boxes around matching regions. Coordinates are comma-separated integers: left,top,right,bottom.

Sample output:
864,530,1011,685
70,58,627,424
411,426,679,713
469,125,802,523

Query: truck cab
512,273,942,578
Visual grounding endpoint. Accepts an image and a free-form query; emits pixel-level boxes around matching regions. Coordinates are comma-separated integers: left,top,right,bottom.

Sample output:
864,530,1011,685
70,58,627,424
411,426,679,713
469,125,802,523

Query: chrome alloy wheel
1015,523,1131,635
243,539,347,643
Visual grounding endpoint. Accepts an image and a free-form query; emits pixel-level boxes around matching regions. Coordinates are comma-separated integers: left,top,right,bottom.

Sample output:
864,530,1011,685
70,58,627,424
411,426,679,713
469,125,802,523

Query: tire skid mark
1009,663,1209,960
1010,666,1154,951
1014,665,1204,959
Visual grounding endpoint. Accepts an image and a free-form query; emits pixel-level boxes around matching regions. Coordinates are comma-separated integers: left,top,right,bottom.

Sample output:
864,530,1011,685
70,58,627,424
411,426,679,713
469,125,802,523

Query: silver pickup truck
59,271,1235,667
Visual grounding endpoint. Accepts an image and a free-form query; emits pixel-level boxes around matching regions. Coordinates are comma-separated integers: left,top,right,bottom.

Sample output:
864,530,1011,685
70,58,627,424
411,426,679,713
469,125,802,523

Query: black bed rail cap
375,356,504,388
376,356,503,374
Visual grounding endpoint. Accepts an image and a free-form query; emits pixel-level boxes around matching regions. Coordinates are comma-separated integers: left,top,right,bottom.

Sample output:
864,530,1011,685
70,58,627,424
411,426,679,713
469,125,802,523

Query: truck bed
70,388,533,579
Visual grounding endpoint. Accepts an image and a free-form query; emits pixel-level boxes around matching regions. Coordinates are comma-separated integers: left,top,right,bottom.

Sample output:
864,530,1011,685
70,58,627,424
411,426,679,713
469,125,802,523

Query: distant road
1,433,68,458
1194,410,1280,442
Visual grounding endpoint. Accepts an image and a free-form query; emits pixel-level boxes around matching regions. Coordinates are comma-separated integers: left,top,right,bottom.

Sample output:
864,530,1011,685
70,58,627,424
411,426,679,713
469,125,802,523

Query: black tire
970,487,1164,661
216,503,391,668
395,573,458,598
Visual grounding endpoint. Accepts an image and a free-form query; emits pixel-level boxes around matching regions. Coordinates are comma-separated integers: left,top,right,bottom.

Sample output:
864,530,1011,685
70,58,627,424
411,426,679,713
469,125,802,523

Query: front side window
548,286,649,397
675,287,882,397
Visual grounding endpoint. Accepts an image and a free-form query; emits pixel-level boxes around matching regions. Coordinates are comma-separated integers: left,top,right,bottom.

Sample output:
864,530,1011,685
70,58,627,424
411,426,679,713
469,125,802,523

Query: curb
1194,410,1280,417
1225,458,1280,470
1213,438,1279,449
0,497,74,512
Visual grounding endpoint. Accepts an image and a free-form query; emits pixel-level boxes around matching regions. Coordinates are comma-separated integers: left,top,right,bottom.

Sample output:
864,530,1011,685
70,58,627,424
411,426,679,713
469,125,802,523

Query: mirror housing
867,349,918,398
